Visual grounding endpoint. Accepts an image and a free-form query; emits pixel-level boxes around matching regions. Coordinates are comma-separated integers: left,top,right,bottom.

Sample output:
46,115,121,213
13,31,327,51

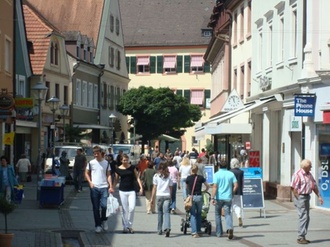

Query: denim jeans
181,178,187,200
90,187,108,227
190,195,203,234
157,196,171,232
215,199,233,236
170,183,177,210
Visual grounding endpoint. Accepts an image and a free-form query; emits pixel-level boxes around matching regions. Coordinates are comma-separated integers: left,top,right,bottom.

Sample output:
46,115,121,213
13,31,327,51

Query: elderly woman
186,164,209,238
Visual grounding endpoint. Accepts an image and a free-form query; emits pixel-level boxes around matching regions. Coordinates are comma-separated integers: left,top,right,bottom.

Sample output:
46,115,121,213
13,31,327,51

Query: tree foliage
117,86,201,142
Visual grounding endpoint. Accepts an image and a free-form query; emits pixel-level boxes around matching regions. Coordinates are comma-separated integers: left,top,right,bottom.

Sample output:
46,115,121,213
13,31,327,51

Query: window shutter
204,89,211,108
130,56,136,74
204,62,210,73
177,56,183,73
184,90,190,103
150,56,156,73
184,55,190,73
176,89,183,97
126,57,130,73
157,56,163,73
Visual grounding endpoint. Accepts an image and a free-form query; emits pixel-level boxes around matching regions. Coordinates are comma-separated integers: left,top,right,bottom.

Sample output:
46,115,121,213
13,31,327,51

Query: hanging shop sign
294,94,316,117
0,93,15,110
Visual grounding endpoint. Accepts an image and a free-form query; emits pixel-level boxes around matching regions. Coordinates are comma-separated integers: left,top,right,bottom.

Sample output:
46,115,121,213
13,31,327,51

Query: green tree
65,125,82,142
117,86,201,144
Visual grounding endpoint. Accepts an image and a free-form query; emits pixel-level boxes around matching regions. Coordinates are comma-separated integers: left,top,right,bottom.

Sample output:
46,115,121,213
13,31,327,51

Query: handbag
184,176,198,211
106,194,120,217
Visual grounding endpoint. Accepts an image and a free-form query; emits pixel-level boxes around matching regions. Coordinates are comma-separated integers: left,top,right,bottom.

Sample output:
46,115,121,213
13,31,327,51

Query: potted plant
0,197,16,247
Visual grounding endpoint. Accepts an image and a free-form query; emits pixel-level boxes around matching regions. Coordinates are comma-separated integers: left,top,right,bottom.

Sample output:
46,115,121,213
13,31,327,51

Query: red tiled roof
25,0,104,47
23,4,53,75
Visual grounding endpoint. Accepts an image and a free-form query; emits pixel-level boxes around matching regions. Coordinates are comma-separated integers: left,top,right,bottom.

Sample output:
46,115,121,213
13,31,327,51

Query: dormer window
50,41,59,65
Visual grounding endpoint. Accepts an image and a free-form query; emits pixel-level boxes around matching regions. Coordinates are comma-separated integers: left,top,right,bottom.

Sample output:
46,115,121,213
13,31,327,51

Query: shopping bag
106,194,120,217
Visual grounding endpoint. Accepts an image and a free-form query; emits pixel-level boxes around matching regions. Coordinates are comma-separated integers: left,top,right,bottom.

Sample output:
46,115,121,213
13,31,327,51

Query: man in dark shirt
230,158,244,227
73,148,87,192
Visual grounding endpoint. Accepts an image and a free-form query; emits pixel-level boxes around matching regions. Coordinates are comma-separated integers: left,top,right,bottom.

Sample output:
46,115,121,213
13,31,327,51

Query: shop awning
73,124,110,130
206,123,252,134
195,96,278,136
207,97,275,126
157,134,180,142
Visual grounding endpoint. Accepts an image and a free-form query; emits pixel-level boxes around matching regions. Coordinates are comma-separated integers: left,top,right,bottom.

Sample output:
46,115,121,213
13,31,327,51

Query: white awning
73,124,110,130
195,96,277,136
206,123,252,134
207,97,275,126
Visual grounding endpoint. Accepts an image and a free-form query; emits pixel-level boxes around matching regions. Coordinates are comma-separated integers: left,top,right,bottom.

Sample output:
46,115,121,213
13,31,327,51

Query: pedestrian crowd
80,145,247,240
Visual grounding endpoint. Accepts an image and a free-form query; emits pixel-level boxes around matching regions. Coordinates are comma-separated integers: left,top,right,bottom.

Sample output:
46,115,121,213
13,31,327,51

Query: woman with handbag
186,164,209,238
113,154,143,233
150,161,173,237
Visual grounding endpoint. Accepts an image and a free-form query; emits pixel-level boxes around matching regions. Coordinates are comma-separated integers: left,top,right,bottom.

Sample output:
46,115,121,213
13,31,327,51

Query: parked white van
112,144,141,166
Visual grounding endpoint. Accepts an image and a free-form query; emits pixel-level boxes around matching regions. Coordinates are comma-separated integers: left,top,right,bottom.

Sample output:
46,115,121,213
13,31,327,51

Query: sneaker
102,221,108,231
147,211,151,214
95,226,102,233
171,209,176,214
228,229,233,239
157,231,162,235
192,234,200,238
238,217,243,227
122,228,128,233
297,238,309,244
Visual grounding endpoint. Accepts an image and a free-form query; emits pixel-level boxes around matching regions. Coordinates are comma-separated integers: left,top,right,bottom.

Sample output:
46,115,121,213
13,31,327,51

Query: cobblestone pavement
7,176,330,247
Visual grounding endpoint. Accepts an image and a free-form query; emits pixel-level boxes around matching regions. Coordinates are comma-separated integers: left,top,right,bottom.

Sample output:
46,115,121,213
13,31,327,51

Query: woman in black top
113,154,143,233
186,164,209,238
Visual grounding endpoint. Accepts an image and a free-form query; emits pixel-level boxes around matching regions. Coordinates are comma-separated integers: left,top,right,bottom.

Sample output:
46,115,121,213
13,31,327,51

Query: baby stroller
180,191,212,235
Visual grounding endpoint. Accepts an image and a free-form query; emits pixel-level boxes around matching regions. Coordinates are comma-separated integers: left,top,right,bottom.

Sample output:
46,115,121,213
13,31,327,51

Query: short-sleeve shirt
153,173,173,196
86,159,110,188
115,165,136,192
291,168,317,195
186,174,205,195
213,168,237,201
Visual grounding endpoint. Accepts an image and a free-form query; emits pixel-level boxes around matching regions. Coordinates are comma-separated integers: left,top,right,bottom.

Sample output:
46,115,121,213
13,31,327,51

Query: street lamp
31,80,48,200
47,96,59,174
59,104,69,142
109,113,116,147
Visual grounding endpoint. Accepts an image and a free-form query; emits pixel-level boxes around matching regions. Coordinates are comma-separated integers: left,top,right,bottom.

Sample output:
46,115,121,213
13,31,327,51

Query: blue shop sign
294,94,316,117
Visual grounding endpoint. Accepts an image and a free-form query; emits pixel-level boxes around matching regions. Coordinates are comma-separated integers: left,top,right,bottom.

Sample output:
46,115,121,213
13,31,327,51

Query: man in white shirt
85,146,114,233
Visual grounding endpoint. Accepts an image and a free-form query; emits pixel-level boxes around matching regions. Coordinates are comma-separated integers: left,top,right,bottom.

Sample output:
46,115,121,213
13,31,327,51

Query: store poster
319,159,330,208
205,165,214,184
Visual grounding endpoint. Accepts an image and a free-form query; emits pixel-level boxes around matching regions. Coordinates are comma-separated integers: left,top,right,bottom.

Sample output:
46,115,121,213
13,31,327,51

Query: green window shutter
176,89,183,97
177,56,183,73
204,61,210,73
184,55,190,73
130,56,136,74
150,56,156,73
184,90,190,103
125,57,130,73
157,56,163,73
204,89,211,108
